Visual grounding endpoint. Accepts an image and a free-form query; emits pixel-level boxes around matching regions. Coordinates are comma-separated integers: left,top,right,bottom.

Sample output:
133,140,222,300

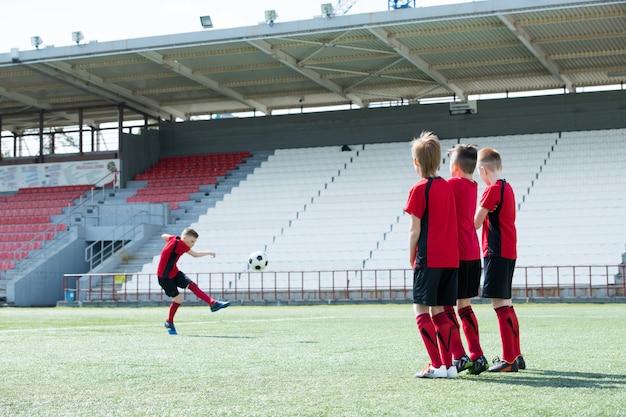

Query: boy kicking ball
157,227,230,335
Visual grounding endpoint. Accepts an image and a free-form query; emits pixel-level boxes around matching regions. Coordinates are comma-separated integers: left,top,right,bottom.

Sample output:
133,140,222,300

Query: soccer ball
248,251,268,271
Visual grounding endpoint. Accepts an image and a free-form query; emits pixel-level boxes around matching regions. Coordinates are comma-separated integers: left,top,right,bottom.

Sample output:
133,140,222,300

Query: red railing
62,264,626,303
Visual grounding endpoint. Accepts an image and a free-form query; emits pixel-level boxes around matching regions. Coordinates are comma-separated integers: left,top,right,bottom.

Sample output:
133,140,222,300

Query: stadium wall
121,129,160,186
148,91,625,159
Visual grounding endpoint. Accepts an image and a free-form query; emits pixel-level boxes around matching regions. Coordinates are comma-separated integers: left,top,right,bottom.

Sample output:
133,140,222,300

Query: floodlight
321,3,335,18
264,10,278,27
199,15,213,29
72,31,84,44
31,36,43,49
10,48,20,63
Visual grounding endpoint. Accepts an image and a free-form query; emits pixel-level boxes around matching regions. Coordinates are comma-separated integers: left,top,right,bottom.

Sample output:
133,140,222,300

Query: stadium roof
0,0,624,132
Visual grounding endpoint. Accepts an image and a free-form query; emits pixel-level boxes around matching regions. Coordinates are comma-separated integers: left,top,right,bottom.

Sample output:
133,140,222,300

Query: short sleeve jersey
479,179,517,260
405,177,459,269
448,176,480,261
157,236,191,279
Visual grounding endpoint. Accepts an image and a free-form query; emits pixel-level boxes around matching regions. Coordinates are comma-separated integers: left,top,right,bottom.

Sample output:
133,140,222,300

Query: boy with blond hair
405,131,459,379
474,148,524,372
446,144,489,375
158,227,230,335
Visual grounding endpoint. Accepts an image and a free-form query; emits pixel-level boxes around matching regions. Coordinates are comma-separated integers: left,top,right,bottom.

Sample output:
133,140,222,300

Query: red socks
416,313,443,368
458,306,484,360
187,281,216,306
167,301,180,323
510,306,522,357
495,306,520,363
444,306,466,360
432,312,453,368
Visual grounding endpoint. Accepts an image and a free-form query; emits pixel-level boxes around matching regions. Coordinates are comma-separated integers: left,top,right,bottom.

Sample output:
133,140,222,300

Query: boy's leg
458,305,484,360
510,306,525,369
493,301,518,364
167,299,181,323
186,281,230,312
187,281,216,305
444,305,467,361
159,277,181,334
415,309,443,369
432,310,454,370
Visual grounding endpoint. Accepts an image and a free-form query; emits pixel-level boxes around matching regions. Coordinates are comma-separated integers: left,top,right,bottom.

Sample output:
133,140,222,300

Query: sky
0,0,465,53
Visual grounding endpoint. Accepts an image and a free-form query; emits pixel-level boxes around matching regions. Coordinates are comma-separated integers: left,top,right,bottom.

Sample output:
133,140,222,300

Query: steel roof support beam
368,26,466,101
498,14,574,93
139,51,269,116
248,39,364,108
34,61,185,120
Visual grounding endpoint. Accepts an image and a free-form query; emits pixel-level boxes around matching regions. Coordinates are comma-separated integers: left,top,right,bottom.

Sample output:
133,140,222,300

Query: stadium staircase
82,151,272,300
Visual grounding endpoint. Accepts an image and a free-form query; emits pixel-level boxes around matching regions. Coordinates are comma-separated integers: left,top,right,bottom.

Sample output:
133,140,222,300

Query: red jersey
448,176,480,261
157,236,191,279
405,177,459,268
479,179,517,260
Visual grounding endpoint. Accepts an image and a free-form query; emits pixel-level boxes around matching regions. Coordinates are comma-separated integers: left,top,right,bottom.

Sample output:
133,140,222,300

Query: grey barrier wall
146,91,625,157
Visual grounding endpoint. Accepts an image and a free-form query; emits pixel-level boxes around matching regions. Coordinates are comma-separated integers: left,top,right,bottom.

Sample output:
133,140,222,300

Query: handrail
84,210,149,270
8,223,72,276
62,264,626,304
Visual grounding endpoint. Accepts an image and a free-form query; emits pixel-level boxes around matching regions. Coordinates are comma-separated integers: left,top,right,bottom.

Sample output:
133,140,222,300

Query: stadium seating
0,184,89,273
124,130,626,293
127,152,250,209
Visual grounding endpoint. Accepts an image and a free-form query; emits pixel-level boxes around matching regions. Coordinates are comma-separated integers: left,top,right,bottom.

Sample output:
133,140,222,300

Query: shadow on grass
462,369,626,389
185,334,255,339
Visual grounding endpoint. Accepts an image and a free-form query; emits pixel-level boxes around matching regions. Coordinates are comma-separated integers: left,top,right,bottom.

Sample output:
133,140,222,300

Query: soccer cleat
210,299,230,312
467,355,489,375
516,355,526,370
488,357,518,373
164,321,177,335
453,354,473,373
446,366,458,379
415,363,447,379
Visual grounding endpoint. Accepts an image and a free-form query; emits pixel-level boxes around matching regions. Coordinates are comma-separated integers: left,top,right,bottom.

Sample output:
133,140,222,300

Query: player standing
405,131,460,378
474,148,524,372
446,144,489,375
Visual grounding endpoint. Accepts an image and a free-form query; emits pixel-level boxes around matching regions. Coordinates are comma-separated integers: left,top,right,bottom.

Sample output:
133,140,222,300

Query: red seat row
16,184,92,194
0,216,51,225
134,186,199,196
0,232,55,242
0,261,15,271
0,224,66,234
0,207,64,217
0,241,42,251
0,251,29,261
147,178,217,187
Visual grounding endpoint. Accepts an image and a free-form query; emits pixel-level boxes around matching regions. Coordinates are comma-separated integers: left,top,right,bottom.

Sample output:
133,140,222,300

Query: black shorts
481,257,516,299
458,259,482,299
158,272,192,297
412,266,458,306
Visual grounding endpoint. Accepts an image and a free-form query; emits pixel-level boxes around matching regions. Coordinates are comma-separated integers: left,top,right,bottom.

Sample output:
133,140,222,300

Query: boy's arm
161,234,172,242
474,207,489,229
187,249,216,258
408,214,421,267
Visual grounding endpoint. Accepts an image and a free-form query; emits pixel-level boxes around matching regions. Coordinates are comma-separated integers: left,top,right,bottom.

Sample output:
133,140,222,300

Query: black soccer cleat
467,355,489,375
488,357,518,373
210,299,230,312
164,321,177,335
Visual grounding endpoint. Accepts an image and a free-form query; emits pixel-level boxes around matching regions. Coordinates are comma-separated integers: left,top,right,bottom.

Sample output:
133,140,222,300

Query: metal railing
63,264,626,304
84,210,149,270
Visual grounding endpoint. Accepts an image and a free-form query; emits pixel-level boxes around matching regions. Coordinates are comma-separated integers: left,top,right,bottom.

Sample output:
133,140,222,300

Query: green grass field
1,303,625,417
